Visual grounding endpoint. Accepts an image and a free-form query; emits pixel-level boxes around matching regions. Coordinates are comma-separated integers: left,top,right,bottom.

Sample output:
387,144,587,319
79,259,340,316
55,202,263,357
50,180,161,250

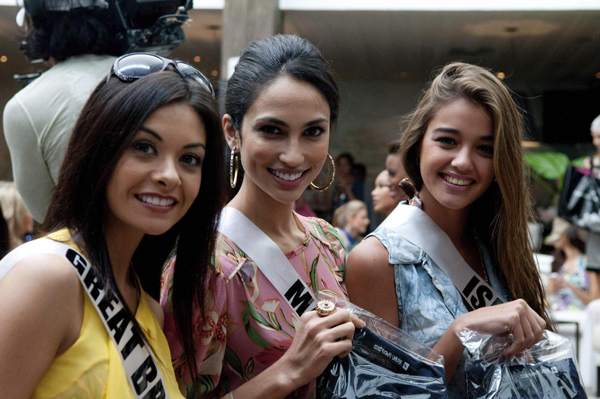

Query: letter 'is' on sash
380,205,505,309
218,207,317,317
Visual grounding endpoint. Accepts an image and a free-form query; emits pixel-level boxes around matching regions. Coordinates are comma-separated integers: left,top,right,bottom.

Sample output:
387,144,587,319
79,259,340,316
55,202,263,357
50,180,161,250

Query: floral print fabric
161,214,347,399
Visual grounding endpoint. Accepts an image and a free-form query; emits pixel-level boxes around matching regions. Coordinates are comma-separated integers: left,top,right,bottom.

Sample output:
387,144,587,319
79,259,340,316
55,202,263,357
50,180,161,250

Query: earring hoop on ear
230,148,239,189
310,154,335,191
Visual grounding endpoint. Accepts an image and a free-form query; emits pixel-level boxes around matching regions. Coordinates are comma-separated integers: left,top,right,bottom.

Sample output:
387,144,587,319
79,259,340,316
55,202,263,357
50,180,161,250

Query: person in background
0,54,223,398
546,218,599,310
0,181,34,250
0,204,9,260
331,152,365,210
3,0,128,223
578,114,600,393
582,115,600,300
333,200,370,252
161,34,363,399
294,190,318,218
346,62,550,398
385,140,408,201
371,170,401,217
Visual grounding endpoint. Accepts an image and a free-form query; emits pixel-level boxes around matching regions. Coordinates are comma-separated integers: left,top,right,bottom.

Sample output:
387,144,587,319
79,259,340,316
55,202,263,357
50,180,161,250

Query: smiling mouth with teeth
270,169,304,181
442,174,473,186
136,194,176,207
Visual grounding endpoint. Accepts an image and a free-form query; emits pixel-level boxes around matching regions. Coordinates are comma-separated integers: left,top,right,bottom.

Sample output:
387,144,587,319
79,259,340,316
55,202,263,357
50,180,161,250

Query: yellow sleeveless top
30,230,184,399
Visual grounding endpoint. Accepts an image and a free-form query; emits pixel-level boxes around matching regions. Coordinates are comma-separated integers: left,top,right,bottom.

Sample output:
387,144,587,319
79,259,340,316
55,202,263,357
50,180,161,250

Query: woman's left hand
548,275,566,292
453,299,546,357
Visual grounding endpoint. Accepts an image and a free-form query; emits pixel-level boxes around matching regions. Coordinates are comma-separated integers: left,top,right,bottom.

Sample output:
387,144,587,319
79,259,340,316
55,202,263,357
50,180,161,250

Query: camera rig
114,0,192,56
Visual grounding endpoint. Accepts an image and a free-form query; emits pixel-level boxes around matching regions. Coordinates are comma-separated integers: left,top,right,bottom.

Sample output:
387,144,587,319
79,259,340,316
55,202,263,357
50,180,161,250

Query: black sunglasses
108,53,215,97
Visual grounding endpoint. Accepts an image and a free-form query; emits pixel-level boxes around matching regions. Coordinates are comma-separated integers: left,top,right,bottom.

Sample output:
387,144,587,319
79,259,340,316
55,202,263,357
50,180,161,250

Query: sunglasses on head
108,53,215,97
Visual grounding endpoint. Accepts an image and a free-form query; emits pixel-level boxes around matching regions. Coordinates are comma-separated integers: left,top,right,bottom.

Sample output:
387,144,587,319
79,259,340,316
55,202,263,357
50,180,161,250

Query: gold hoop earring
310,154,335,191
230,148,239,189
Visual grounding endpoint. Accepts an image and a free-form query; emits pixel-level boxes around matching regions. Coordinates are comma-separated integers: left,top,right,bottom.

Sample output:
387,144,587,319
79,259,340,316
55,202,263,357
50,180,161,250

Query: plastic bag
316,294,447,399
457,328,586,399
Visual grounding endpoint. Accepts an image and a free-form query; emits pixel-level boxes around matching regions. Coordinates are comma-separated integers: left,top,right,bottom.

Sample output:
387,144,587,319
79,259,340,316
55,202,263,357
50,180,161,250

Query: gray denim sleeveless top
367,222,511,399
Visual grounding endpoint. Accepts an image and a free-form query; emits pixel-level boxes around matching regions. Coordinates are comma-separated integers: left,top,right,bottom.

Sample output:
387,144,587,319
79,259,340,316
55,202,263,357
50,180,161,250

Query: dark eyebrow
305,118,329,127
140,127,206,149
139,127,163,141
432,127,459,135
184,143,206,150
433,127,493,142
257,117,288,127
256,117,329,128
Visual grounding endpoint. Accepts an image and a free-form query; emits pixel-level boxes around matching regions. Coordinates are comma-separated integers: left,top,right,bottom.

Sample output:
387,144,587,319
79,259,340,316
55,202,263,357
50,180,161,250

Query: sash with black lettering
380,204,504,309
0,239,170,398
218,207,316,317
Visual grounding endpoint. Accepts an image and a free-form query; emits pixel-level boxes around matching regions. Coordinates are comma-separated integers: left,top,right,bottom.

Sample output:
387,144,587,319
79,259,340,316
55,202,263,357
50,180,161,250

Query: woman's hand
225,308,365,399
277,308,365,388
453,299,546,357
546,275,566,294
434,299,546,380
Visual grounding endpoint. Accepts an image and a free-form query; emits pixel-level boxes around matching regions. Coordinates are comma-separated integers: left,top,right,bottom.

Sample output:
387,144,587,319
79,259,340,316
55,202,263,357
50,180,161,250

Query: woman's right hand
276,308,365,388
452,299,546,357
224,308,365,399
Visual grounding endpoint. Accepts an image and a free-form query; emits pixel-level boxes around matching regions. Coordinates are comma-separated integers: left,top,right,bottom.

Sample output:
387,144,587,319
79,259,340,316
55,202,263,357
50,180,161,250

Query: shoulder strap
380,205,505,309
0,239,170,399
218,207,317,317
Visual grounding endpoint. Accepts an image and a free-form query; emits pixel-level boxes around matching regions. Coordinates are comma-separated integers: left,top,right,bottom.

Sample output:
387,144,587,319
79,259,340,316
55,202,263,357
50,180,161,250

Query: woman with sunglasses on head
345,62,551,398
0,53,224,399
161,34,363,399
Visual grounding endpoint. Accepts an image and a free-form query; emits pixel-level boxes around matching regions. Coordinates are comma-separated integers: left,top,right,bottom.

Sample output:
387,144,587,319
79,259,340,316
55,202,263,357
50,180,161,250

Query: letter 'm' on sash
284,280,316,316
218,207,318,318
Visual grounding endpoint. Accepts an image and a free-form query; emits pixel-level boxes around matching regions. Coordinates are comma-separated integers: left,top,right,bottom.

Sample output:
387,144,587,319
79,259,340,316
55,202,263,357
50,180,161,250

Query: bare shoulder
145,294,165,329
347,236,390,275
0,253,82,308
0,254,84,397
0,254,84,334
346,237,399,326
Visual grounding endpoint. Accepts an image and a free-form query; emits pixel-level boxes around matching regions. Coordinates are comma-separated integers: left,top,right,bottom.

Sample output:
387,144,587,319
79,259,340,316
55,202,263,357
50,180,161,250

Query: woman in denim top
346,62,552,398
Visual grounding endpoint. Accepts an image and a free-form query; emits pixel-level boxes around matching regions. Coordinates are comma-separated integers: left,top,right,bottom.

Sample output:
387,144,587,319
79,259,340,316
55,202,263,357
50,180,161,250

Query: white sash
218,207,317,317
0,239,170,399
380,204,505,309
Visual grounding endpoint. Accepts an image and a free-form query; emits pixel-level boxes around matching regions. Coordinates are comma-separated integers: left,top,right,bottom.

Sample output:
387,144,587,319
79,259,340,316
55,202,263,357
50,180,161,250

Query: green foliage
572,156,587,167
524,152,570,180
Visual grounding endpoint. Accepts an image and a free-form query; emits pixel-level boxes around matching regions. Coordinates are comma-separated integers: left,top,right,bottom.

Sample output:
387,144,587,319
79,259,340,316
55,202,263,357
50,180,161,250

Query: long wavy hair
399,62,551,327
43,70,226,365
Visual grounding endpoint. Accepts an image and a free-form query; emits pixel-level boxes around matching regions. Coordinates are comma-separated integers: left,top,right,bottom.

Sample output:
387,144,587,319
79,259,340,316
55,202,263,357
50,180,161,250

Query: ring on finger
316,300,337,317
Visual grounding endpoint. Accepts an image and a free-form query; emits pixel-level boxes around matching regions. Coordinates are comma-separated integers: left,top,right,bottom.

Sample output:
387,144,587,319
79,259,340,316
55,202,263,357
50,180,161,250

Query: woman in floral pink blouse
161,34,363,399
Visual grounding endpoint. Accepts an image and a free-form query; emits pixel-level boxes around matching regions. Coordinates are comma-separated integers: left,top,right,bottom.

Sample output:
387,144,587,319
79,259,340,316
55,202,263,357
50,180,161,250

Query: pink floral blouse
161,214,348,399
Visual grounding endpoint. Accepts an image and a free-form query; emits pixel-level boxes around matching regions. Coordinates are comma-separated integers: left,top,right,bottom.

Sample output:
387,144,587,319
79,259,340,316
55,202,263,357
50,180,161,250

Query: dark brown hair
43,70,226,373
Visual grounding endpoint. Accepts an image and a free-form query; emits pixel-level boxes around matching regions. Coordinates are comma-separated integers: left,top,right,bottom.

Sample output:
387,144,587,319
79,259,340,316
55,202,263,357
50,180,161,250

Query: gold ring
316,300,337,317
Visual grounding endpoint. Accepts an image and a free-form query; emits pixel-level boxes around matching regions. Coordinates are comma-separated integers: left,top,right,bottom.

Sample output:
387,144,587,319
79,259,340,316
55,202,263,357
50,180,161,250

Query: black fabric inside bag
317,326,447,399
465,357,586,399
